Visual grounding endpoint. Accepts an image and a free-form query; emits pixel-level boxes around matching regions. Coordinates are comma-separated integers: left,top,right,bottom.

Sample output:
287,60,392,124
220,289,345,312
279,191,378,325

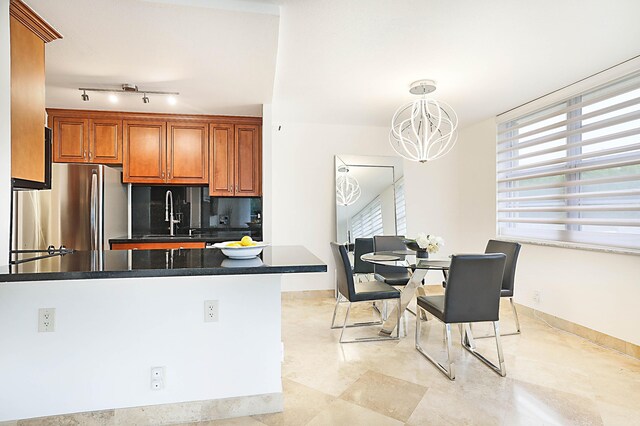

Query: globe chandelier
336,166,361,207
390,79,458,163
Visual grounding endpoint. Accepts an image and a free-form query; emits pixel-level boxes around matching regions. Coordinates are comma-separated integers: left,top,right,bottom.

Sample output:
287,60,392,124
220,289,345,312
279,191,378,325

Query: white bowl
212,241,269,259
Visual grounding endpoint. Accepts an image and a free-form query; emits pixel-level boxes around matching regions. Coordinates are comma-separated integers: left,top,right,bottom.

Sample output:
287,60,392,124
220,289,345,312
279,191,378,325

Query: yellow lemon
227,242,242,247
240,236,253,246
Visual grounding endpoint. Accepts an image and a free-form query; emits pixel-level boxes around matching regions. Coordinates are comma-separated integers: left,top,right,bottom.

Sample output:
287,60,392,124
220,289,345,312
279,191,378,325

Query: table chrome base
379,269,428,335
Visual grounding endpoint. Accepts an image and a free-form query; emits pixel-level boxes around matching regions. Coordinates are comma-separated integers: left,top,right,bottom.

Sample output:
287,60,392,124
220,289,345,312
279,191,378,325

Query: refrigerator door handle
90,171,98,250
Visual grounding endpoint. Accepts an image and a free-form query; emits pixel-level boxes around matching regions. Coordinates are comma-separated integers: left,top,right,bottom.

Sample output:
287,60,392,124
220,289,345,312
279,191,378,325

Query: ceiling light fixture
78,84,179,104
389,79,458,163
336,168,361,207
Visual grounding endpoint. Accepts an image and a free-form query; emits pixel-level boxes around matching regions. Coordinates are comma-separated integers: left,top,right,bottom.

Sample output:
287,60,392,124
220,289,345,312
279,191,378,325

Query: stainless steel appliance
12,163,128,252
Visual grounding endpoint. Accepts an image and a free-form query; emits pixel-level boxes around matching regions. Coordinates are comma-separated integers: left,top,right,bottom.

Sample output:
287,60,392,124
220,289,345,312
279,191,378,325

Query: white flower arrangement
414,233,445,254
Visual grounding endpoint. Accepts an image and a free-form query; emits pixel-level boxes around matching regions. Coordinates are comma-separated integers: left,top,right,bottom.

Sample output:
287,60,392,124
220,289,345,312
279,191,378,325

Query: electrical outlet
150,366,165,390
38,308,55,332
533,290,542,304
204,300,219,322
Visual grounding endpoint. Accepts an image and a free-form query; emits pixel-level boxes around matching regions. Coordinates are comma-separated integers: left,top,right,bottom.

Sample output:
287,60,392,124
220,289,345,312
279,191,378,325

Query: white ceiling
27,0,640,127
27,0,280,116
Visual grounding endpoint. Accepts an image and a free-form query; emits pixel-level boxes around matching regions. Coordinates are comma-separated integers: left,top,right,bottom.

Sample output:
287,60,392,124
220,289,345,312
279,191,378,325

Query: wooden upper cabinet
167,122,208,184
209,124,261,197
52,116,88,163
123,120,166,184
209,124,235,196
51,115,122,164
10,0,61,183
235,125,261,196
90,118,122,164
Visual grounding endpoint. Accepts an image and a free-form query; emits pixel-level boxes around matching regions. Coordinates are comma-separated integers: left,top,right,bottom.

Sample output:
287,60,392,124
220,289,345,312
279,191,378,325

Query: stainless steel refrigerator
13,163,128,251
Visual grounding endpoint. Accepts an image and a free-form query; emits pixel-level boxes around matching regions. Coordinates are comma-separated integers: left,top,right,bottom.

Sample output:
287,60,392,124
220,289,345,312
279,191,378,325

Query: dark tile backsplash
131,186,262,241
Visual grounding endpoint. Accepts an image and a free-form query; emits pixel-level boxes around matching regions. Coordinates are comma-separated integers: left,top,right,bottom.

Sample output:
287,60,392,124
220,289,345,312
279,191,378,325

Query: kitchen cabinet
50,115,122,164
10,0,61,185
46,109,261,187
123,120,207,184
210,124,261,196
167,122,208,184
110,241,206,250
123,120,167,184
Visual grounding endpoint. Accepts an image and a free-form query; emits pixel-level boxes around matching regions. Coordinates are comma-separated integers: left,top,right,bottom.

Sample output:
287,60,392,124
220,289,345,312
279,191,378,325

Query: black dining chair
415,253,507,380
484,239,522,336
330,242,401,343
353,238,375,282
373,235,410,286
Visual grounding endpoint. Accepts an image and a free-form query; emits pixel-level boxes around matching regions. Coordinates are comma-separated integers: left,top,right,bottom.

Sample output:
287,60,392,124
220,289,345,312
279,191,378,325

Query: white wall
0,274,283,421
407,118,640,345
266,111,395,291
0,0,11,265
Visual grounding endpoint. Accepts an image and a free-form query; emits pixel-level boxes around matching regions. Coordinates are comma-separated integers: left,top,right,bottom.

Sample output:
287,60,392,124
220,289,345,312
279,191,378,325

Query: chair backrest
443,254,506,324
373,235,409,277
484,240,521,296
330,242,356,301
353,238,375,274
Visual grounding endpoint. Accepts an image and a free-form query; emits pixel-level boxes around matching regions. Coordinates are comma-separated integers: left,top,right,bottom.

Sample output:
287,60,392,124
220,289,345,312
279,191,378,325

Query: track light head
81,90,89,101
142,94,150,104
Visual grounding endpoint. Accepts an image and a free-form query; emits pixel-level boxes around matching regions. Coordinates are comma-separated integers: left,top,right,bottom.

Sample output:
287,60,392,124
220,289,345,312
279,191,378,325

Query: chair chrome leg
330,293,343,329
510,298,521,335
337,298,400,344
339,302,352,343
331,294,383,329
415,306,456,380
475,297,522,338
461,321,507,377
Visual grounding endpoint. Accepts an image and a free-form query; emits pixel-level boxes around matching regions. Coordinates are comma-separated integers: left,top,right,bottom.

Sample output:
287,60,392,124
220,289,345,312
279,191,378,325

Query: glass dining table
361,250,451,336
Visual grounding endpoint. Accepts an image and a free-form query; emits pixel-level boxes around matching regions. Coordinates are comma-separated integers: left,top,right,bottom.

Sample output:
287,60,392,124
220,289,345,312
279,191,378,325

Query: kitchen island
0,246,326,423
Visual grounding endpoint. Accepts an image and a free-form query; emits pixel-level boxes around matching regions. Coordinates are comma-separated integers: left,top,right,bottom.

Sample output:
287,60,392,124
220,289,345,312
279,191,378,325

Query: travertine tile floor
184,288,640,426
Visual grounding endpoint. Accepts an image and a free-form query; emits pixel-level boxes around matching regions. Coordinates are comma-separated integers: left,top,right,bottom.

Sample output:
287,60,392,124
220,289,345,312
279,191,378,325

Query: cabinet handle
83,150,87,158
228,186,232,192
236,184,238,192
89,152,93,159
162,171,165,178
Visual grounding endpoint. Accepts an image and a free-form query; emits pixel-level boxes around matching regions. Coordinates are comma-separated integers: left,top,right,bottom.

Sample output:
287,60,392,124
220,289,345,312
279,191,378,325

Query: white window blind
395,177,407,236
497,70,640,252
351,197,384,239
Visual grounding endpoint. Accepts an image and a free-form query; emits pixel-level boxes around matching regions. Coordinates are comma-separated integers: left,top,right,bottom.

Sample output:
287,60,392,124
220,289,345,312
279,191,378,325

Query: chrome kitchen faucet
165,190,180,236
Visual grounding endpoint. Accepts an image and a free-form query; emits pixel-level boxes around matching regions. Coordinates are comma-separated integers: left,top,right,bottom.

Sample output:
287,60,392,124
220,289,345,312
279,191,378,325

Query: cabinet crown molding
46,109,263,125
10,0,62,43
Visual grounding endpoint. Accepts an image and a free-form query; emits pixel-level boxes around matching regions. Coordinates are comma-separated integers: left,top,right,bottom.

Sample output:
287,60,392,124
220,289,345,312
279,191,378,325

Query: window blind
496,70,640,252
395,177,407,236
351,197,384,239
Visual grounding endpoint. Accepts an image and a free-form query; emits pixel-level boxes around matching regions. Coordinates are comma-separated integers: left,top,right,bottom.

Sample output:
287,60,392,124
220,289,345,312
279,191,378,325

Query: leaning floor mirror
335,155,405,245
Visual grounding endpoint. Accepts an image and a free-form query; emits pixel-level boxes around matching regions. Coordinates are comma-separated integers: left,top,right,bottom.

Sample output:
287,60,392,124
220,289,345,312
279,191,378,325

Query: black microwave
11,127,52,190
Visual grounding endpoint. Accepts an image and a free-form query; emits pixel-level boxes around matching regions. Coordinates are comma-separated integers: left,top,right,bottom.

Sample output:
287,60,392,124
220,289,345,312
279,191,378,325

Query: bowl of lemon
212,236,269,259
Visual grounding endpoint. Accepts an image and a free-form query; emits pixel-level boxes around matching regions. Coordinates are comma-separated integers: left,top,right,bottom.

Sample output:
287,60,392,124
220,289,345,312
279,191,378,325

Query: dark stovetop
0,246,326,283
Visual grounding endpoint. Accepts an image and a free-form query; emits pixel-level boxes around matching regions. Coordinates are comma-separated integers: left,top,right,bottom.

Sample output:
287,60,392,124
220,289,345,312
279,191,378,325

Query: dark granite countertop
109,235,219,244
0,246,326,282
109,231,264,245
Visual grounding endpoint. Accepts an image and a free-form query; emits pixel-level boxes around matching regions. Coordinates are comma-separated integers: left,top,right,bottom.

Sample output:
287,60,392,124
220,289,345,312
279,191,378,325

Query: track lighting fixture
78,84,179,104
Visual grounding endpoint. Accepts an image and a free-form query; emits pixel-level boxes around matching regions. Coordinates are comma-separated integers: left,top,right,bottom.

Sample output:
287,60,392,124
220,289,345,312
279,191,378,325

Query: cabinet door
52,116,89,163
209,124,235,196
90,118,122,164
123,120,166,184
167,122,208,184
10,16,46,180
235,125,261,196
